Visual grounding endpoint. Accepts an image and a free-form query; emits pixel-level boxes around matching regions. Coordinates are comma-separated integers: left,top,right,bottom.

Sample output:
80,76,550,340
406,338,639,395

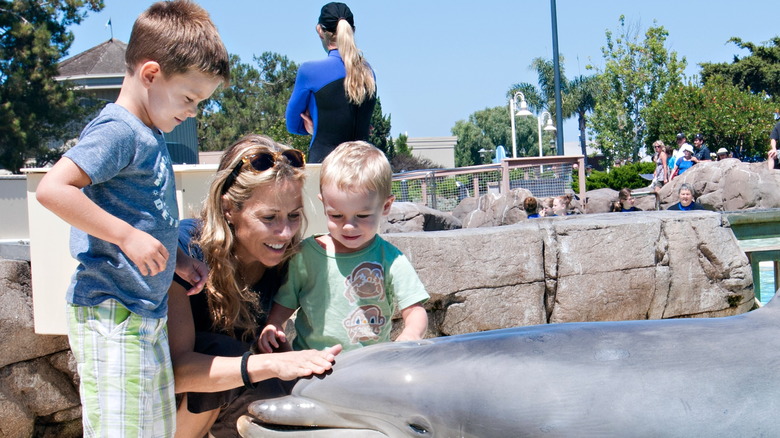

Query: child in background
259,141,429,353
553,194,573,216
36,1,229,435
524,196,540,218
539,197,556,217
610,188,642,212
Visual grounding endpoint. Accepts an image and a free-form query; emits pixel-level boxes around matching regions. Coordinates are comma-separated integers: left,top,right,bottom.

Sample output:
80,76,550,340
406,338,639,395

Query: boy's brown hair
125,0,230,82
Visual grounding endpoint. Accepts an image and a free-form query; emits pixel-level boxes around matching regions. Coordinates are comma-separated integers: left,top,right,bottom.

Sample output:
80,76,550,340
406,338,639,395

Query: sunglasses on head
221,149,305,195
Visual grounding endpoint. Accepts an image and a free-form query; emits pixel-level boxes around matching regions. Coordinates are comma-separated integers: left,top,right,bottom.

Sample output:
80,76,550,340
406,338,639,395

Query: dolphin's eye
408,423,429,435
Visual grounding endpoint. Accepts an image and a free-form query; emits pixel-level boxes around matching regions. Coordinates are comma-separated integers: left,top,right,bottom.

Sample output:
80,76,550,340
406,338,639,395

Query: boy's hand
175,250,209,295
258,324,288,354
120,229,169,276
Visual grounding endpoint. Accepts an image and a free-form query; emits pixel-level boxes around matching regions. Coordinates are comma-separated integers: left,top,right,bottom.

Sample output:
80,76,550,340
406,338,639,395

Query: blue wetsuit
286,49,376,163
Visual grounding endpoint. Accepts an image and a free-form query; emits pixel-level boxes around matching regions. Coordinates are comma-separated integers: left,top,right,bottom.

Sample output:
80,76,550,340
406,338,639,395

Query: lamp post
509,91,533,158
537,111,557,158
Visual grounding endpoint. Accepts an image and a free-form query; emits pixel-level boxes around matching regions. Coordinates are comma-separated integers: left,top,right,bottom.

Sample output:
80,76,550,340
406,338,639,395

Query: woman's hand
174,249,209,295
301,111,314,135
258,324,288,353
265,345,343,381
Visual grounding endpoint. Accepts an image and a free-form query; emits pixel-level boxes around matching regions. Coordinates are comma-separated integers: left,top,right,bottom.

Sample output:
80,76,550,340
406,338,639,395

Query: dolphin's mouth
237,415,390,437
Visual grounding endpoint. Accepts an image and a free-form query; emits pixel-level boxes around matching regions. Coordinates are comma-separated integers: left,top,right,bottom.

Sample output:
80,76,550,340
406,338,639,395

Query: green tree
700,37,780,100
389,133,439,172
645,76,774,159
509,57,598,160
368,96,393,159
588,16,687,164
394,132,410,156
567,74,599,159
452,106,535,166
580,161,655,191
0,0,104,172
197,52,308,153
510,57,559,114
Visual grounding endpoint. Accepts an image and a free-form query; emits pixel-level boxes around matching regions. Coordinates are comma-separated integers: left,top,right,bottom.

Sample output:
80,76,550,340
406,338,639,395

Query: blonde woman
650,140,669,192
167,135,341,437
286,2,377,162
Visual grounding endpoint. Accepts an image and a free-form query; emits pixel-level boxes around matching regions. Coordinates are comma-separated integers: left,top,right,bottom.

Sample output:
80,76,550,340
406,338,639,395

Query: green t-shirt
275,234,429,351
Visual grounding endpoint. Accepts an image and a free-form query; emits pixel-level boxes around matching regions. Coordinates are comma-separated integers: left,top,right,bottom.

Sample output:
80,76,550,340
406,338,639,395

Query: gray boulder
659,160,780,210
459,188,534,228
382,202,461,233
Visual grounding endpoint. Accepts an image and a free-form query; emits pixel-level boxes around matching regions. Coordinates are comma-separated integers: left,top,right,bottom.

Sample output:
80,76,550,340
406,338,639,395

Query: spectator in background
456,181,469,201
665,143,677,176
286,2,377,163
674,133,690,164
769,116,780,170
716,148,730,160
553,194,573,216
539,197,556,217
667,183,705,211
610,188,642,212
671,144,696,179
524,196,540,218
692,133,711,162
650,140,669,192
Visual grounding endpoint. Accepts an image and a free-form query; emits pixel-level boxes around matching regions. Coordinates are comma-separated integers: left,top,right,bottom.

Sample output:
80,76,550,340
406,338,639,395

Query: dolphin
238,293,779,437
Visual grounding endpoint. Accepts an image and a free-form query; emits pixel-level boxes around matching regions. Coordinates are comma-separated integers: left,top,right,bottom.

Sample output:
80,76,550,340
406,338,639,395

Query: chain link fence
392,156,586,212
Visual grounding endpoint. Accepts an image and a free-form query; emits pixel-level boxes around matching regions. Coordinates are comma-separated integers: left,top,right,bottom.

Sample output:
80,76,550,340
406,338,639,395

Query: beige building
407,136,457,168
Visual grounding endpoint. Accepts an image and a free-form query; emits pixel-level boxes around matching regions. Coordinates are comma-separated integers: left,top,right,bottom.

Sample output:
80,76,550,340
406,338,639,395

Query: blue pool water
759,262,777,306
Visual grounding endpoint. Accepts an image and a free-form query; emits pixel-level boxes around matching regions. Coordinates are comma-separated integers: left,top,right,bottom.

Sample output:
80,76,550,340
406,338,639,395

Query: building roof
57,38,127,79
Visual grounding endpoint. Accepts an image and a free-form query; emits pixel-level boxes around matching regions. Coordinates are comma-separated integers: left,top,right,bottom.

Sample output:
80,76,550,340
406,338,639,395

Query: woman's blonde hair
320,20,376,105
199,134,306,339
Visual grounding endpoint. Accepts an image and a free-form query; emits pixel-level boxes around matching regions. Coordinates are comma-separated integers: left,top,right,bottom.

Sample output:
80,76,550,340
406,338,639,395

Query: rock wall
384,210,755,336
0,210,756,435
0,260,80,438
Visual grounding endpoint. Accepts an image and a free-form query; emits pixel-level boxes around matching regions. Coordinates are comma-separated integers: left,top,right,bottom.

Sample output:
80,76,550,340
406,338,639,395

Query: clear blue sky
66,0,778,155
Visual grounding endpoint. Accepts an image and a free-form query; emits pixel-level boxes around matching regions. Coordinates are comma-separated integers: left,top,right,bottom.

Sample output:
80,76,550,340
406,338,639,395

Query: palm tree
509,57,559,114
508,57,598,164
566,75,599,163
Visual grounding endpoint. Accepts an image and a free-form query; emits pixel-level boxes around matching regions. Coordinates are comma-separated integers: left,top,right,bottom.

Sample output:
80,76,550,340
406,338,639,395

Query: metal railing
392,156,586,212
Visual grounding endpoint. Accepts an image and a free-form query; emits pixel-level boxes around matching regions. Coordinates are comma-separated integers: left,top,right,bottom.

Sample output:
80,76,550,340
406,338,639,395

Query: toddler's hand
394,333,422,342
258,324,287,354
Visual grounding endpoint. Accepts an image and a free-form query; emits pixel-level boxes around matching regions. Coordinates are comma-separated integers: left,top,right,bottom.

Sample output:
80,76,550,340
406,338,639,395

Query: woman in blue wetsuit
286,2,377,163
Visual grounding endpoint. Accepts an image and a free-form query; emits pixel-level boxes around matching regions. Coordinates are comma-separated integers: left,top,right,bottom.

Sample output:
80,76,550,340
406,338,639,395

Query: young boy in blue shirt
36,1,229,435
259,141,429,353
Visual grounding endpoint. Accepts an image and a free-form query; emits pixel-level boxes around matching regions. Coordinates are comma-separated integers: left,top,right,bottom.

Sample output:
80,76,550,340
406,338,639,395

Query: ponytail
333,19,375,105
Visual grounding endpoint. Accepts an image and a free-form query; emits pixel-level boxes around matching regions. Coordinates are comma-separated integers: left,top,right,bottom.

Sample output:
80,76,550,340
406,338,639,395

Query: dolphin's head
238,339,457,438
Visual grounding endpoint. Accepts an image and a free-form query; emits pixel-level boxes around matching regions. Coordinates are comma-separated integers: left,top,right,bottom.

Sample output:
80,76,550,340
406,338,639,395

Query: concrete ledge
0,239,30,262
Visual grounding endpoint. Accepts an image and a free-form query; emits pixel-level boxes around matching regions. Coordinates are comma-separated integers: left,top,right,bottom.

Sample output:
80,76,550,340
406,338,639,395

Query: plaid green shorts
67,299,175,437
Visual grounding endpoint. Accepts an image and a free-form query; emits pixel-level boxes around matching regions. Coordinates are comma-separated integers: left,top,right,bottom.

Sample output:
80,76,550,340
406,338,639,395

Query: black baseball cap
693,133,704,141
318,2,354,32
676,133,686,140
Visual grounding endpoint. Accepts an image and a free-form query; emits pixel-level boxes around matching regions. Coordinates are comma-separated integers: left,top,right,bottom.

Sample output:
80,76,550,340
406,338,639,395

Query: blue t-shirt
63,103,179,318
676,157,695,175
